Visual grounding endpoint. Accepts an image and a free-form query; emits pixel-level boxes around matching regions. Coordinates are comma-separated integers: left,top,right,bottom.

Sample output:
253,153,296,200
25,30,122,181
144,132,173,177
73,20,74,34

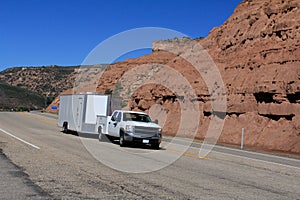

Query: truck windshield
123,113,152,123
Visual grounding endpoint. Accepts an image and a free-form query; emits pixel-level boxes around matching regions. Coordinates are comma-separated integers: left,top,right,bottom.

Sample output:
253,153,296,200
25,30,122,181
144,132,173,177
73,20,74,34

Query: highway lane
0,112,300,199
164,137,300,168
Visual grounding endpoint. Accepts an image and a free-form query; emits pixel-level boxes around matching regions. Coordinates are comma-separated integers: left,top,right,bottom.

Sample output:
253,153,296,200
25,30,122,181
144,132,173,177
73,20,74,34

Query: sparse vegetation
0,65,79,110
113,81,123,96
121,101,128,108
104,89,113,94
0,82,45,111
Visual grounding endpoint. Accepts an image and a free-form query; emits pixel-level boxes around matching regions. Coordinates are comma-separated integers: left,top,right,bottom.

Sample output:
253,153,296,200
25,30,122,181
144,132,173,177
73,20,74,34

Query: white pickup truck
97,110,162,149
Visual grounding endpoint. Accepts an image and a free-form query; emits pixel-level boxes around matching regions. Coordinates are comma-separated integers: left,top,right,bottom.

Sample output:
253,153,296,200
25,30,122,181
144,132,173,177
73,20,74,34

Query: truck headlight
157,128,162,138
125,125,134,132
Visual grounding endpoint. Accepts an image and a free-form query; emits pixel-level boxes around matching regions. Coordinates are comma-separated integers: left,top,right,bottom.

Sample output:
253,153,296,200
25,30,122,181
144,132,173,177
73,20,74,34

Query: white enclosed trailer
58,94,121,134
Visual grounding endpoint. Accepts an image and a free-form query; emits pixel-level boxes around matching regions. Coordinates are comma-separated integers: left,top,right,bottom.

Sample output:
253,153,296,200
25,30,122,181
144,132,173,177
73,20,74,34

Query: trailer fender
97,125,103,134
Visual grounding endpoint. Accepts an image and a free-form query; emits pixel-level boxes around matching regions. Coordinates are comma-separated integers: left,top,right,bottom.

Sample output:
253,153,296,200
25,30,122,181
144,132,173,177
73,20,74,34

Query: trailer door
76,97,83,131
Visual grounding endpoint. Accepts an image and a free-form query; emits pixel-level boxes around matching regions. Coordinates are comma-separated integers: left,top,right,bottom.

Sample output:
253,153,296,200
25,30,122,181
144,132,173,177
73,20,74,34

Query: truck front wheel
119,131,126,147
152,143,160,150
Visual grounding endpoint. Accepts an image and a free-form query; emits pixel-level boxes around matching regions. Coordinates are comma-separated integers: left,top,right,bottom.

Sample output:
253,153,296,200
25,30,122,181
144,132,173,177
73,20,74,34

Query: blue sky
0,0,242,71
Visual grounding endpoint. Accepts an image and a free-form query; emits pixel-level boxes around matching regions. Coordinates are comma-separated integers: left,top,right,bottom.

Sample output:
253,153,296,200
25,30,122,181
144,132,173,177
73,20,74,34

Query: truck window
112,111,118,121
116,112,121,122
123,113,152,123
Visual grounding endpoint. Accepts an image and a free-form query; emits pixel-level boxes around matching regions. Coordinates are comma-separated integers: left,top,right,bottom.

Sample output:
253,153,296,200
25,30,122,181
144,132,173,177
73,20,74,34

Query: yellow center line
166,148,211,160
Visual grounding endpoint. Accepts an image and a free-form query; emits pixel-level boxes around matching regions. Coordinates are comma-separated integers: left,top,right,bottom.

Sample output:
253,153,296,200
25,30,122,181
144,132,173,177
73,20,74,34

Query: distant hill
0,81,45,111
0,66,79,110
0,65,108,111
0,66,78,98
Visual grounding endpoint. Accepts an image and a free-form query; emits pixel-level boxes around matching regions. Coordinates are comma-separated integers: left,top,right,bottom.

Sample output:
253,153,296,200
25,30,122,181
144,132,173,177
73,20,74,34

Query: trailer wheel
98,126,109,142
62,122,68,133
119,131,126,147
98,126,103,141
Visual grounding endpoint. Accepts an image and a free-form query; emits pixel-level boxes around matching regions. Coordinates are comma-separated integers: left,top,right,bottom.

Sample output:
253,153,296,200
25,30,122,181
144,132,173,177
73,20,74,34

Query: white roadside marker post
241,128,244,150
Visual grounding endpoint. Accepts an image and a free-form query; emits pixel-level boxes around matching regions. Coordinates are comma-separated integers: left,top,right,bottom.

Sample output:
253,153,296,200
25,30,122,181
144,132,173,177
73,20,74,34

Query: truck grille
134,126,159,134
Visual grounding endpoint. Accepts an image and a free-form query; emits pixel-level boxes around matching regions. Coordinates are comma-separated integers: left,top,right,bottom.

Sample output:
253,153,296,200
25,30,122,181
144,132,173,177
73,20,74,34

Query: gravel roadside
0,148,52,200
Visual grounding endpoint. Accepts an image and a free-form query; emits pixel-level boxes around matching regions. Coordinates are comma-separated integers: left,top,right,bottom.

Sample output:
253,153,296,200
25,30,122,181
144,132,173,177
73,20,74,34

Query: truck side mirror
111,116,115,121
153,119,158,124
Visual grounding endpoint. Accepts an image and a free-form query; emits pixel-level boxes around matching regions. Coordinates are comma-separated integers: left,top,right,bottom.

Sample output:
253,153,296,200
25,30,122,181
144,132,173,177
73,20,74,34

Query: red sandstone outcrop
49,0,300,154
200,0,300,153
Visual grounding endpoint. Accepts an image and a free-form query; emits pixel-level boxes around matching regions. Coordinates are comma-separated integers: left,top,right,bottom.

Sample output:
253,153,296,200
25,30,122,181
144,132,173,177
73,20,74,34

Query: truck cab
105,110,162,149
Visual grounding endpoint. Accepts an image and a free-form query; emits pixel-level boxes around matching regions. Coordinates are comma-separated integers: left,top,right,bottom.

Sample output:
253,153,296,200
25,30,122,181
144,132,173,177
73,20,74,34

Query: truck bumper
124,131,161,144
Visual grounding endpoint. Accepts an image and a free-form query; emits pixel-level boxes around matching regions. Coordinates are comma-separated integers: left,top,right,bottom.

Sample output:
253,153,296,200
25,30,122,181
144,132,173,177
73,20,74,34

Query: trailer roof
114,110,148,115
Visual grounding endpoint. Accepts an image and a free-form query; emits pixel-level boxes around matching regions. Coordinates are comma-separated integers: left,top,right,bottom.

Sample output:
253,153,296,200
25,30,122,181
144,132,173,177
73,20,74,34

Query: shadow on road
61,131,164,150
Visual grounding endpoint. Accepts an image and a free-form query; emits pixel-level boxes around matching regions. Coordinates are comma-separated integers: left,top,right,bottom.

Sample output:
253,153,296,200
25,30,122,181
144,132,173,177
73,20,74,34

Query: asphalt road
0,112,299,199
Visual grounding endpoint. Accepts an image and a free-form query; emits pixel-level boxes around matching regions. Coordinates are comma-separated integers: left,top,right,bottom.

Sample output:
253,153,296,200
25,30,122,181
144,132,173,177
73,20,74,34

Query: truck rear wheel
98,126,110,142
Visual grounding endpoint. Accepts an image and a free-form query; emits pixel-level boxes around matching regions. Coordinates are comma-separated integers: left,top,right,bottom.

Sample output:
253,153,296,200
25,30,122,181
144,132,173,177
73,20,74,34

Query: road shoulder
0,148,51,200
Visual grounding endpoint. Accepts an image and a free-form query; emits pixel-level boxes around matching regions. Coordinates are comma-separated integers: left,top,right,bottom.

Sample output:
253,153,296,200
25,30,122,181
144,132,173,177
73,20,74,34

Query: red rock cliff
51,0,300,154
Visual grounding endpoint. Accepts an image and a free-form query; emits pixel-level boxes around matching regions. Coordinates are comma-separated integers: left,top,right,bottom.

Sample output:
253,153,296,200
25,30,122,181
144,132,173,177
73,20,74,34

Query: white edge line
212,150,300,170
166,137,300,162
200,143,300,162
0,128,40,150
164,140,300,168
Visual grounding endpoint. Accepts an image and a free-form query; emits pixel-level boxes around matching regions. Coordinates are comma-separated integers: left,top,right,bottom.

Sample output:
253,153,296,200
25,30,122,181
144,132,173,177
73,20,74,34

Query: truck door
108,111,121,137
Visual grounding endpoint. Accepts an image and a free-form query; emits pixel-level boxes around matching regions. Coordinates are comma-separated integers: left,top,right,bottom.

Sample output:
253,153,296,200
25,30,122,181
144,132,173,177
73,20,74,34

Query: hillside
0,66,78,102
0,82,44,111
0,65,87,110
197,0,300,152
0,65,109,110
48,0,300,153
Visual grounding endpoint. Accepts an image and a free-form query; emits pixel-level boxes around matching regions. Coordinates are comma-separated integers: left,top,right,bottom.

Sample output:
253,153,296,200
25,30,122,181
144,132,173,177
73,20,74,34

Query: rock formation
200,0,300,153
95,0,300,153
48,0,300,154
